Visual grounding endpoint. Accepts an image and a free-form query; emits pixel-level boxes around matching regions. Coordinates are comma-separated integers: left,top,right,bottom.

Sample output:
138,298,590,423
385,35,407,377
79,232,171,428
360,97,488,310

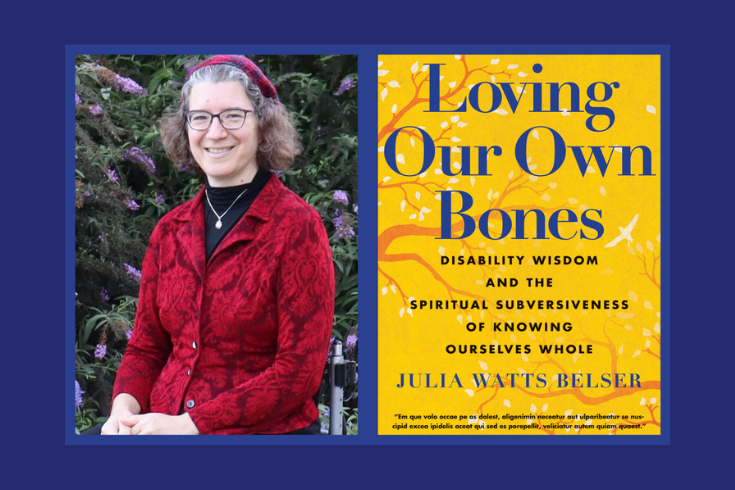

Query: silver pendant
215,220,222,229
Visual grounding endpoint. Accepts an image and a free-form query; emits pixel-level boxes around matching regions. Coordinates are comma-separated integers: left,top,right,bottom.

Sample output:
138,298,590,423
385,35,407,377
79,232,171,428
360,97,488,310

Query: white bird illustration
604,214,639,248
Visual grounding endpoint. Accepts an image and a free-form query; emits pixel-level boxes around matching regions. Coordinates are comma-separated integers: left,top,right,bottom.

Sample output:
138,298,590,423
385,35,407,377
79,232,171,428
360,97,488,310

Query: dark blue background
10,1,728,486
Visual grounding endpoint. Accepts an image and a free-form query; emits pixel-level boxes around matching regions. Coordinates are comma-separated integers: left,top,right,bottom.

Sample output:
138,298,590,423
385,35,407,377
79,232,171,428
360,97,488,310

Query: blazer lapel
208,172,283,262
176,188,207,281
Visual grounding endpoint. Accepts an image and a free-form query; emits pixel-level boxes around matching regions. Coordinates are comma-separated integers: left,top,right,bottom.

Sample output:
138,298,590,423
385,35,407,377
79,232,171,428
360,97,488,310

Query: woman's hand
101,393,142,435
119,413,200,435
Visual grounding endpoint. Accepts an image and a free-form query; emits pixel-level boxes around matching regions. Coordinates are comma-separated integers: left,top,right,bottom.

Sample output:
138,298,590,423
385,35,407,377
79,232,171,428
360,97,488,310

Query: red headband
186,55,278,99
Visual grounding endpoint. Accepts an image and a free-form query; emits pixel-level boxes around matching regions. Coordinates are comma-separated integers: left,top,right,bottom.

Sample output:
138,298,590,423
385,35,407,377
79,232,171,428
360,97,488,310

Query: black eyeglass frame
184,109,254,131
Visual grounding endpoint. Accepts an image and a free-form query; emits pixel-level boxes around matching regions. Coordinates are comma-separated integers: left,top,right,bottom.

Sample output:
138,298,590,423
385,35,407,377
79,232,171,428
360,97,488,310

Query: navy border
66,44,670,446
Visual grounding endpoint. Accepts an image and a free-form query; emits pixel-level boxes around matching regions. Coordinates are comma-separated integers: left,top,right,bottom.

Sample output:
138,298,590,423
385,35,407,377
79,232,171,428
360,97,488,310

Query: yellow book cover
378,54,663,436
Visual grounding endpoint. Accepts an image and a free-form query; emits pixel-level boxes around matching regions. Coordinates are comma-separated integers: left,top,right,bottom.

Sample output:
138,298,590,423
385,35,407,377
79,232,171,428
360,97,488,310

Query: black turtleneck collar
204,169,272,262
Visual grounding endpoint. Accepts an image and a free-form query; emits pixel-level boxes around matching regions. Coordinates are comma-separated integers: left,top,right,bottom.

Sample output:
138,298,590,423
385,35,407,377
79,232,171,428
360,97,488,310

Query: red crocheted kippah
186,55,278,99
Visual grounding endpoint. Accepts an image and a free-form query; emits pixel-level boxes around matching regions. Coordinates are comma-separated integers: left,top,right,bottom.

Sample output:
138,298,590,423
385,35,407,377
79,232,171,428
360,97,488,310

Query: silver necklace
205,187,248,230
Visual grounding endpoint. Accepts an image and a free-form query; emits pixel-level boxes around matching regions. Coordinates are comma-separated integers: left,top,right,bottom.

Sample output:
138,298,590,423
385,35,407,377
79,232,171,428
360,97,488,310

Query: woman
100,55,334,435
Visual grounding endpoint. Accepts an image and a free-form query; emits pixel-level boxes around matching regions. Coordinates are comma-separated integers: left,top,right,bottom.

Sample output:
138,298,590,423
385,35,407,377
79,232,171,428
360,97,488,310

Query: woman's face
187,81,259,187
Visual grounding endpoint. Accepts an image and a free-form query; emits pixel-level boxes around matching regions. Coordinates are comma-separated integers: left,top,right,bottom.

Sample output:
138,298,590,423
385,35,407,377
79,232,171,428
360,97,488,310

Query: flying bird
604,214,639,248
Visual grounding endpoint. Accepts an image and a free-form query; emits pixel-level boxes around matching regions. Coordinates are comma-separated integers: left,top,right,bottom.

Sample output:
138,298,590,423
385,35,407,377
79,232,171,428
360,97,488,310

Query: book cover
378,53,664,436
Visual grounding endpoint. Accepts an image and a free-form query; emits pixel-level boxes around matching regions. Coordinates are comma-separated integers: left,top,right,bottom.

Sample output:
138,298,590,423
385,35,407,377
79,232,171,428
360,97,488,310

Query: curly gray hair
161,63,301,173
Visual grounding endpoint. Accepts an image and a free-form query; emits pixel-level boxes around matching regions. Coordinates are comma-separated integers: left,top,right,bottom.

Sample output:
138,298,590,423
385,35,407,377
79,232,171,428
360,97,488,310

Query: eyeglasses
185,109,253,131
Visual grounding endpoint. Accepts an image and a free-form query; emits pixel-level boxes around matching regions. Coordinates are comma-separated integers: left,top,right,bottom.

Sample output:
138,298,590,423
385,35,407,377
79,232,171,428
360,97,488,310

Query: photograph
73,53,358,436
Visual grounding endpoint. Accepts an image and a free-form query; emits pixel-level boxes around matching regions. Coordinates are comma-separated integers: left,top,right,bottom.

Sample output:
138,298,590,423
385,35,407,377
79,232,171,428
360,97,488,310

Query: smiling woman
86,55,335,436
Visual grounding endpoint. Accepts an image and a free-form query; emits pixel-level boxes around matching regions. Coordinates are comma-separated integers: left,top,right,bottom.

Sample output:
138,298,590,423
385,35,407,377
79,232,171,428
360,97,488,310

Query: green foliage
75,54,358,433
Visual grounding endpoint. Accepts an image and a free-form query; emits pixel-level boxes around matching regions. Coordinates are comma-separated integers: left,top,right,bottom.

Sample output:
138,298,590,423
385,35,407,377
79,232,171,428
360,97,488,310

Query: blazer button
186,400,195,409
192,341,197,349
187,370,191,376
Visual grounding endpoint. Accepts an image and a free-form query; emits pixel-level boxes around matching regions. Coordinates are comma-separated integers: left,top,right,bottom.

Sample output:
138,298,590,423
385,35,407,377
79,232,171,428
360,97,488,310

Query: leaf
382,176,391,182
470,177,475,187
441,121,448,129
568,198,578,204
651,398,657,405
378,61,383,67
642,328,651,337
409,214,417,220
381,287,387,295
399,307,405,318
542,404,548,412
632,349,641,358
391,104,397,114
493,108,508,115
378,70,389,77
448,177,460,184
549,182,557,188
454,55,461,60
391,285,396,294
457,122,467,127
491,59,499,65
400,200,406,212
636,243,644,253
448,81,456,88
478,360,488,370
541,194,551,202
532,129,539,140
438,246,445,255
388,80,400,88
396,154,405,165
521,353,528,362
646,240,654,251
451,136,461,142
457,315,463,324
381,87,388,101
654,322,660,333
640,397,647,405
618,344,624,354
410,137,415,148
411,61,419,73
600,186,606,196
600,269,614,275
518,71,528,77
465,389,475,397
503,399,511,408
644,300,653,309
530,403,537,413
450,115,460,123
507,64,518,69
421,207,431,213
487,188,494,200
415,191,421,200
629,291,639,303
646,105,657,114
508,171,514,180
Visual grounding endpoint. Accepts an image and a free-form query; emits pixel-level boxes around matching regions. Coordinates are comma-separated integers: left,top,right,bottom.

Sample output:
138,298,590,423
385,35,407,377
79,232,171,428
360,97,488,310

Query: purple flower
94,344,107,359
84,190,91,197
106,169,118,182
124,263,142,281
345,334,357,353
333,214,344,228
154,194,165,204
88,105,102,115
123,147,156,173
126,199,140,211
75,92,81,107
125,329,133,340
353,204,358,215
183,58,200,75
75,380,84,407
335,76,356,95
333,190,349,205
113,73,147,96
101,287,109,302
75,292,78,298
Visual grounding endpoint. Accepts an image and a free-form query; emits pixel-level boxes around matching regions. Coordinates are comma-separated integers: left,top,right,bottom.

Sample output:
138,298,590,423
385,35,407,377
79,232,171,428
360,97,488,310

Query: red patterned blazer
112,174,334,434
